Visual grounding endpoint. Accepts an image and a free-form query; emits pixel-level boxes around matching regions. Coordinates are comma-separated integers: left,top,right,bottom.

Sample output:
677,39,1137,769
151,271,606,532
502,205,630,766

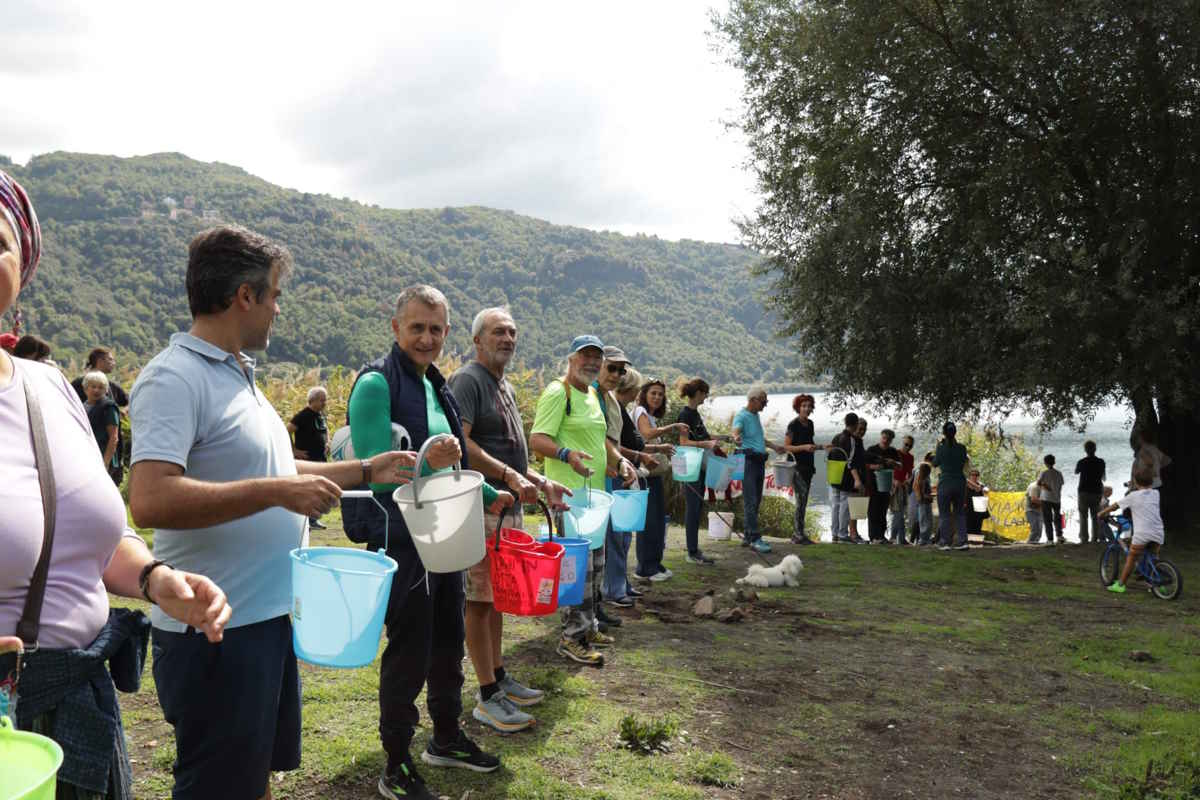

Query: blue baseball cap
569,334,604,355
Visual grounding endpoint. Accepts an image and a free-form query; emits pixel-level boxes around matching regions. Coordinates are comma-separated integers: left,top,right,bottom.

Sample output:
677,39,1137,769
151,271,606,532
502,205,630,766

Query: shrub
687,751,741,788
618,714,678,754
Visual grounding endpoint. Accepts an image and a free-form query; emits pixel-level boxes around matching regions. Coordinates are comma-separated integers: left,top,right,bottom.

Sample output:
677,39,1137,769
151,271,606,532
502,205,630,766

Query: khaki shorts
466,507,524,604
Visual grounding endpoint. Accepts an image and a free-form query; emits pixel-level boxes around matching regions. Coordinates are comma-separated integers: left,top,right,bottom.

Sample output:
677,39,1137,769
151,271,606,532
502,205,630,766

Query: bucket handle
342,489,391,553
492,499,556,551
410,433,459,510
827,446,847,461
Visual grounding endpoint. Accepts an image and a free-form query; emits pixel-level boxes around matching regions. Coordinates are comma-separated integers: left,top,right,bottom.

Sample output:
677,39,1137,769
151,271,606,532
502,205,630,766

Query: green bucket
826,447,847,486
874,469,893,492
0,716,63,800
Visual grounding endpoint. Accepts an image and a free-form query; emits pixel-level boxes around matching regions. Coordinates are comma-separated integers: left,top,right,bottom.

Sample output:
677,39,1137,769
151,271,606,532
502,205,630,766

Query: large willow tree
716,0,1200,526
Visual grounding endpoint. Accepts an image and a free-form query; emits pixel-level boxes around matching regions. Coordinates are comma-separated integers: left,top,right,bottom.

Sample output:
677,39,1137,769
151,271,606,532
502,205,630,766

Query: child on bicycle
1098,462,1163,594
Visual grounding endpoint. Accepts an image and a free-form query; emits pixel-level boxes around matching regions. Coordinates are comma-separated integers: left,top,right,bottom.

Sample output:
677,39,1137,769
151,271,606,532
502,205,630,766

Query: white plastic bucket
848,496,870,520
707,511,731,540
972,495,988,513
772,459,795,485
392,435,487,573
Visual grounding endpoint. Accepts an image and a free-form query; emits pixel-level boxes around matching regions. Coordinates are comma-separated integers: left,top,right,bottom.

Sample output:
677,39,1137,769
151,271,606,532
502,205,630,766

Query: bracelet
139,560,173,604
557,447,571,463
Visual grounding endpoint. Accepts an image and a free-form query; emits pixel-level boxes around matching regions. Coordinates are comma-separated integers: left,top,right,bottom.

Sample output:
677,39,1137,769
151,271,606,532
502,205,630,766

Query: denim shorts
151,615,301,800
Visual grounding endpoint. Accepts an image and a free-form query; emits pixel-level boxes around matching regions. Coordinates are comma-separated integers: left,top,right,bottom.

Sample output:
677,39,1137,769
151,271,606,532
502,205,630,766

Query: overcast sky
4,0,757,242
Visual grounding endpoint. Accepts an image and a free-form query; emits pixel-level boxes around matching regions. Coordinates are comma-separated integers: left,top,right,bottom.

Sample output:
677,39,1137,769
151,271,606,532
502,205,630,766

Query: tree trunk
1155,397,1200,537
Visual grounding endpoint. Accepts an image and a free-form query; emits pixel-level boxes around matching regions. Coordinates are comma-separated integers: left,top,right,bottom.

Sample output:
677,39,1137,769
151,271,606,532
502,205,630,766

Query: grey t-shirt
448,361,528,490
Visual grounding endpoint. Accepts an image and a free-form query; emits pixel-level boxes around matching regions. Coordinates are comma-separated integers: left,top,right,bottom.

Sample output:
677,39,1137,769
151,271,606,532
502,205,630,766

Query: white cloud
3,0,756,241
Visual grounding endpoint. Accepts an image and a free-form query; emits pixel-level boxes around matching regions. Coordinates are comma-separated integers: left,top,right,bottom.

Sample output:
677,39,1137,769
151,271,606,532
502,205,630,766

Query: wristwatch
360,459,373,486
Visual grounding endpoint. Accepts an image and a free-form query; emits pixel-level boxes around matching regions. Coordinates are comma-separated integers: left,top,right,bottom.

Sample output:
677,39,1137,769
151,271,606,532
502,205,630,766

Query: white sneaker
648,571,670,582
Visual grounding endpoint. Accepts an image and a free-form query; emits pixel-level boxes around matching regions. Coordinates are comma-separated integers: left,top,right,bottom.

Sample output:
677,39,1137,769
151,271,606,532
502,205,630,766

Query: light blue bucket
728,453,746,481
541,535,589,606
291,490,398,668
671,446,704,482
705,455,735,492
563,489,613,550
611,478,649,532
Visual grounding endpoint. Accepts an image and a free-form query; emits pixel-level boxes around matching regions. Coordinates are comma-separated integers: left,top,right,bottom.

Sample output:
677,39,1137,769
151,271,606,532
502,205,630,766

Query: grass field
113,521,1200,799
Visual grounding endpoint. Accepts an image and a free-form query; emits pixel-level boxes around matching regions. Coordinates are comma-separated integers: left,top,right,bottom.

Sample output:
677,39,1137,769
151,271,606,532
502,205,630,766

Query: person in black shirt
288,386,329,528
865,429,901,542
1075,440,1107,543
72,347,130,476
829,413,865,543
782,393,827,544
675,377,728,563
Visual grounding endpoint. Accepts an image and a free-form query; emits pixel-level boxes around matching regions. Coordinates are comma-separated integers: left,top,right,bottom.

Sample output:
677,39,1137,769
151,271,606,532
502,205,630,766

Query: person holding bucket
829,413,866,543
781,393,826,545
676,377,729,565
732,387,787,554
0,171,232,800
965,469,991,538
596,346,645,609
129,227,423,800
530,335,638,667
634,378,688,577
448,306,572,734
337,286,514,800
865,429,902,543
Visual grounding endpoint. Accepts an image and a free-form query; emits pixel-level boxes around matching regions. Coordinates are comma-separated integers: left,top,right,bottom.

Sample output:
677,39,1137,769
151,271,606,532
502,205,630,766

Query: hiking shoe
309,518,327,530
586,629,616,647
498,674,544,707
421,731,500,773
607,595,635,608
686,552,715,565
1107,582,1127,594
557,636,605,666
793,535,815,546
378,762,435,800
473,691,534,733
740,536,752,547
595,607,623,627
750,539,772,554
648,571,670,582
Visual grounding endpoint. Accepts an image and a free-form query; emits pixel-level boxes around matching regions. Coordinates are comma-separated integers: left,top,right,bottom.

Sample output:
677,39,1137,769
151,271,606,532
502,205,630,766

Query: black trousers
379,542,465,768
867,491,889,540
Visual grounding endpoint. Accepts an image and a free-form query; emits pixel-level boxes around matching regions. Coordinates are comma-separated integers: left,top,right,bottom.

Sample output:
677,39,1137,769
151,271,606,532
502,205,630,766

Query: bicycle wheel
1150,559,1182,601
1099,546,1122,587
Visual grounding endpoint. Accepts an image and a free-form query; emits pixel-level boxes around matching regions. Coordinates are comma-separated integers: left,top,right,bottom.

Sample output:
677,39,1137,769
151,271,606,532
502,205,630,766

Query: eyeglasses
605,364,627,375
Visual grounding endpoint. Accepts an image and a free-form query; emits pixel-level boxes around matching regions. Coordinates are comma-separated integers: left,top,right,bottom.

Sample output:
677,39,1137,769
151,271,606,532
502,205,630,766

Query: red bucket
488,502,564,617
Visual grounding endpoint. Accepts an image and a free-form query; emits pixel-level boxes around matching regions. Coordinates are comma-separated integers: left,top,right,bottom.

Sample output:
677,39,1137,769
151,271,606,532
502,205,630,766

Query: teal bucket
290,546,398,668
563,489,613,550
0,716,63,800
874,469,894,492
705,455,735,492
611,485,649,532
541,535,589,606
671,446,704,482
728,453,745,481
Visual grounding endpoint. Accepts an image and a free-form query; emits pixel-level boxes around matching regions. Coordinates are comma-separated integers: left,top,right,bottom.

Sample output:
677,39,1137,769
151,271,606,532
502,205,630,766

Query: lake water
702,393,1134,542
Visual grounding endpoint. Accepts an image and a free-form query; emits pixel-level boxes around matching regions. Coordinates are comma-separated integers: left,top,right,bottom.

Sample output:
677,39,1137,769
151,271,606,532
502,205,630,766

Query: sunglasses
605,364,627,375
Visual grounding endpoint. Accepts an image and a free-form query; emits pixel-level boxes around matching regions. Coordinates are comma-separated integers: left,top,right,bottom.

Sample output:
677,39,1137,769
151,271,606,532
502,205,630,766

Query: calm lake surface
702,393,1134,542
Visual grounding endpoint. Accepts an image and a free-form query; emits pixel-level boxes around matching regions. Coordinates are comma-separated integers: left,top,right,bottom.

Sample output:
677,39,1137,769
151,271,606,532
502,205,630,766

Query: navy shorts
151,615,301,800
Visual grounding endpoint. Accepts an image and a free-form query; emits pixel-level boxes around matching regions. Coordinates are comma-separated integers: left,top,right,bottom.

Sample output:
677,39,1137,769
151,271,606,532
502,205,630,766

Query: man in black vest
342,285,513,800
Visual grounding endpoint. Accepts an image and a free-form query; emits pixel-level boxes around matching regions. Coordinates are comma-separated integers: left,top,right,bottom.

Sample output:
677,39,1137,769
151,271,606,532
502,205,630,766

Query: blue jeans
937,483,968,546
603,520,633,600
918,503,933,543
889,487,909,542
741,453,766,542
830,486,851,539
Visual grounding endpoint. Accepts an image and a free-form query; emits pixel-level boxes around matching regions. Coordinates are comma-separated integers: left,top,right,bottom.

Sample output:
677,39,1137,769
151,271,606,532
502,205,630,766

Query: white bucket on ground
707,512,731,540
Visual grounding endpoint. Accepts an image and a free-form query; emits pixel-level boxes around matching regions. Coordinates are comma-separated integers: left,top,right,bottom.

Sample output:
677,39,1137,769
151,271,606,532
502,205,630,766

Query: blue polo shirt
733,408,766,455
130,333,305,631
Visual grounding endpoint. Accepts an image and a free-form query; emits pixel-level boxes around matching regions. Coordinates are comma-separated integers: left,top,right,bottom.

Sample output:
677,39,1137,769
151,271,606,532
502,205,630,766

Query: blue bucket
671,446,704,482
563,489,613,550
290,546,398,668
728,453,746,481
611,485,649,532
541,535,589,606
705,455,735,492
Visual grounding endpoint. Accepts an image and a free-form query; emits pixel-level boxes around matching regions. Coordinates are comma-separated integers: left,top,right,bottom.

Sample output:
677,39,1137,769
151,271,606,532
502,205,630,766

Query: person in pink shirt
0,168,231,800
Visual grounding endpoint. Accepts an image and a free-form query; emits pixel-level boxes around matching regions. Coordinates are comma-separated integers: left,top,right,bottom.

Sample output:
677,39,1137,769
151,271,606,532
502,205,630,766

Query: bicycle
1098,515,1183,600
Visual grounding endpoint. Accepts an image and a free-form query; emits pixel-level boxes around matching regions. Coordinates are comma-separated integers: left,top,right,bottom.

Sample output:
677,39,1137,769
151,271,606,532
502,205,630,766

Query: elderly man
129,225,417,800
448,307,570,733
732,387,786,553
340,285,512,800
530,335,637,667
288,386,330,528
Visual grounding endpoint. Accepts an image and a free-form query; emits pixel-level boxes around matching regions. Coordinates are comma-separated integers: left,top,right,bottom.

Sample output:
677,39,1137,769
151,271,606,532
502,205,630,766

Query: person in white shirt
1023,480,1044,543
1099,462,1165,594
1037,455,1066,544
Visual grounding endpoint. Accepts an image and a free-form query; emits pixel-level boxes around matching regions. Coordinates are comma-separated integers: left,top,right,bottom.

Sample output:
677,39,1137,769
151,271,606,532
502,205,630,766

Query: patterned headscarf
0,169,42,289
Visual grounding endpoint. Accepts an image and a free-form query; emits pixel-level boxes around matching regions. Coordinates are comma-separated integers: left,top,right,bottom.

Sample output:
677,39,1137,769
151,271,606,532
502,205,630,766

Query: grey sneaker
648,571,670,582
499,674,544,707
473,691,534,733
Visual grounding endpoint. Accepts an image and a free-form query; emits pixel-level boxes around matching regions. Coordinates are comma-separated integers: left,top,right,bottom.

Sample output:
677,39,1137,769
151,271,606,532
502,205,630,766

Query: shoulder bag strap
16,368,57,648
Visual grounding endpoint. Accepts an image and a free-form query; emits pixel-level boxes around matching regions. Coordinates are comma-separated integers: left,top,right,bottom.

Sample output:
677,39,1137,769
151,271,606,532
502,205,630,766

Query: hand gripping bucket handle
493,499,555,552
410,433,459,510
490,500,562,616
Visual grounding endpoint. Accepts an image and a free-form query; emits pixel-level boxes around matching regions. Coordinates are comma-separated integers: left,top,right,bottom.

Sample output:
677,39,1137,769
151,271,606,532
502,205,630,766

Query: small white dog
736,554,804,588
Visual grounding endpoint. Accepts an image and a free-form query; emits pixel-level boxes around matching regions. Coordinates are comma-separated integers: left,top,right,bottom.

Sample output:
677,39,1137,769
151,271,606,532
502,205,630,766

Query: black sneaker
626,586,645,598
686,551,715,565
607,596,635,608
378,762,436,800
421,731,500,773
595,606,623,627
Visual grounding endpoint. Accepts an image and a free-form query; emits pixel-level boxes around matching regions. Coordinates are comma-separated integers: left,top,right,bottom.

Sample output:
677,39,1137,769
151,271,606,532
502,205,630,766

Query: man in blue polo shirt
129,225,417,800
732,386,785,553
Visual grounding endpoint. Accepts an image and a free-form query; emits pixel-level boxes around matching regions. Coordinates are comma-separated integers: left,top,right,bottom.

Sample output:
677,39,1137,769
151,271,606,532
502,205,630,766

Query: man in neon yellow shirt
530,335,636,666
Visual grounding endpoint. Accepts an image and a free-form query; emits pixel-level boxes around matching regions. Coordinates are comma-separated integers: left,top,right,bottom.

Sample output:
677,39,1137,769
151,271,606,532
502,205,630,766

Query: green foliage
686,751,741,788
957,424,1042,492
1113,757,1200,800
5,151,795,386
618,714,679,755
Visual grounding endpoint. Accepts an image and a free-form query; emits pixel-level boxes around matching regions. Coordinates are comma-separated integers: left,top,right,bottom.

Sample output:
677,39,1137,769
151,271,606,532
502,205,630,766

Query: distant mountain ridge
3,151,797,384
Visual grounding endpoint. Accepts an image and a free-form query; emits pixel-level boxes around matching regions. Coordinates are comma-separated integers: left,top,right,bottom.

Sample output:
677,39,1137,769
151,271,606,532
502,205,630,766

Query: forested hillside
2,152,795,384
